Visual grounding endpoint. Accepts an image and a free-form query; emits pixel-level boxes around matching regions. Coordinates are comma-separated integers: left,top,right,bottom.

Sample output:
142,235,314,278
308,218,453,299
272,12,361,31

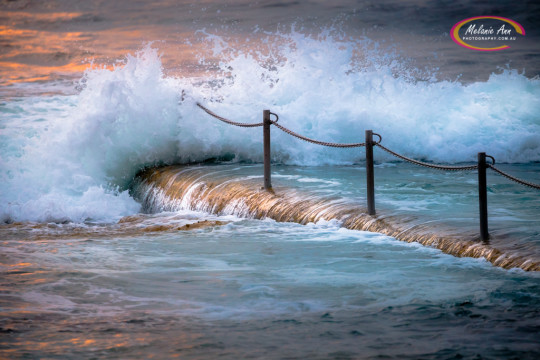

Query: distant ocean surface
1,1,540,359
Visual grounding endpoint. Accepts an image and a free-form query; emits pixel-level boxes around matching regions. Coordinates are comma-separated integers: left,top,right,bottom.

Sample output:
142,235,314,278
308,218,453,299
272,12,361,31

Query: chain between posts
197,102,539,242
198,102,365,148
375,143,479,171
197,102,540,190
271,121,366,148
196,103,264,127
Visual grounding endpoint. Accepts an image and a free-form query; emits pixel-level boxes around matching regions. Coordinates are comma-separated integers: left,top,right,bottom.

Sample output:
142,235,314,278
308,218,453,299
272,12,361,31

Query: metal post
365,130,375,215
478,152,489,241
263,110,272,190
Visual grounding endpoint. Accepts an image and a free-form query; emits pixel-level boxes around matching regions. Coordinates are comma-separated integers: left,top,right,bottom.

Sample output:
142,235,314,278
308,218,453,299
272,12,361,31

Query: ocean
1,1,540,359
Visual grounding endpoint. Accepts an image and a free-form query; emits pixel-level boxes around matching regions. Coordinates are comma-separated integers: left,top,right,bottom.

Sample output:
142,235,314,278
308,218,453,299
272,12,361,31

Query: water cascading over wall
132,165,540,271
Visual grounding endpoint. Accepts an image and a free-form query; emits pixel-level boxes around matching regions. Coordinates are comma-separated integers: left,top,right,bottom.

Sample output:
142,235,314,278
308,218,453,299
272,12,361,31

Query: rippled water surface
2,211,540,359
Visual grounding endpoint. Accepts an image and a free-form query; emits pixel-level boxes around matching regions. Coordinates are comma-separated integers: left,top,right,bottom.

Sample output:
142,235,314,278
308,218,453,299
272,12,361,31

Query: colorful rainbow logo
451,16,525,51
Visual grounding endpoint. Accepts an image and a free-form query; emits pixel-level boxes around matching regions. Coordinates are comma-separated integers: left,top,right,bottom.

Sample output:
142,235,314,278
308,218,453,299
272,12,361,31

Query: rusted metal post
365,130,375,215
263,110,272,190
478,152,489,241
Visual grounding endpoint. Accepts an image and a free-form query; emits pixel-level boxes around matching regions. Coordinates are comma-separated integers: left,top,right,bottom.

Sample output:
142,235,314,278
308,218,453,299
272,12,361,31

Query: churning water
2,212,540,359
1,1,540,358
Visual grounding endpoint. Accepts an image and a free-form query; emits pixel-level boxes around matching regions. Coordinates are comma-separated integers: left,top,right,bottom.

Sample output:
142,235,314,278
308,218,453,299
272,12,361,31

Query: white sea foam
1,33,539,223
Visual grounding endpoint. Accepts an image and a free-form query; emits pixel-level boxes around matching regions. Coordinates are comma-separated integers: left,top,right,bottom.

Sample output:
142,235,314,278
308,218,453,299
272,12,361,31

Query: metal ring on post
486,155,495,165
269,112,279,123
373,132,382,144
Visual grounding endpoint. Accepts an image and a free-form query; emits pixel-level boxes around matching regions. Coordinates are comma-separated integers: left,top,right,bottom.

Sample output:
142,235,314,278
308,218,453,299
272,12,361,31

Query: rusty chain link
488,165,540,190
198,102,365,148
197,103,264,127
271,121,366,148
375,143,478,171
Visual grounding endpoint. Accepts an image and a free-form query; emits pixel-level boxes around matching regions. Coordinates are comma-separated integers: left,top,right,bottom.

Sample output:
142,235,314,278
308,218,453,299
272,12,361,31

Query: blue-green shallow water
269,163,540,258
137,163,540,260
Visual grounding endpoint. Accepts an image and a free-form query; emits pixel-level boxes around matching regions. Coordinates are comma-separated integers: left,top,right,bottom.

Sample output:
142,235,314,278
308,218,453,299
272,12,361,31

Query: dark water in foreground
1,213,540,359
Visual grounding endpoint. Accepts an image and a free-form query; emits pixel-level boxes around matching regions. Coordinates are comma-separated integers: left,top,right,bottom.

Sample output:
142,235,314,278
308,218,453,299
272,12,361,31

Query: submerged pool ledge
132,165,539,271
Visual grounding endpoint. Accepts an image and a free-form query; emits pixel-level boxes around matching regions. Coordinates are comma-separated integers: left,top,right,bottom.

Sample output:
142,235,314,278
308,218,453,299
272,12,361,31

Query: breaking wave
1,32,539,222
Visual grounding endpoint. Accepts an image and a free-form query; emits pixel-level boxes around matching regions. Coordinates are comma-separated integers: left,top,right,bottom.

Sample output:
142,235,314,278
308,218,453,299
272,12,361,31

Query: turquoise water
134,164,540,262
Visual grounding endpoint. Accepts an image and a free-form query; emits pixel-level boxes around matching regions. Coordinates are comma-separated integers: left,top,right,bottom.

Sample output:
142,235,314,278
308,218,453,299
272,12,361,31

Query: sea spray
0,46,182,223
1,32,540,223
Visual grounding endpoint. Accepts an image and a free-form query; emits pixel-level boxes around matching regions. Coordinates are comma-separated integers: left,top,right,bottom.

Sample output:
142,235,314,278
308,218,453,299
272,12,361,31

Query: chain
488,165,540,190
197,102,364,147
197,103,264,127
375,143,478,171
271,122,366,148
196,102,540,190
